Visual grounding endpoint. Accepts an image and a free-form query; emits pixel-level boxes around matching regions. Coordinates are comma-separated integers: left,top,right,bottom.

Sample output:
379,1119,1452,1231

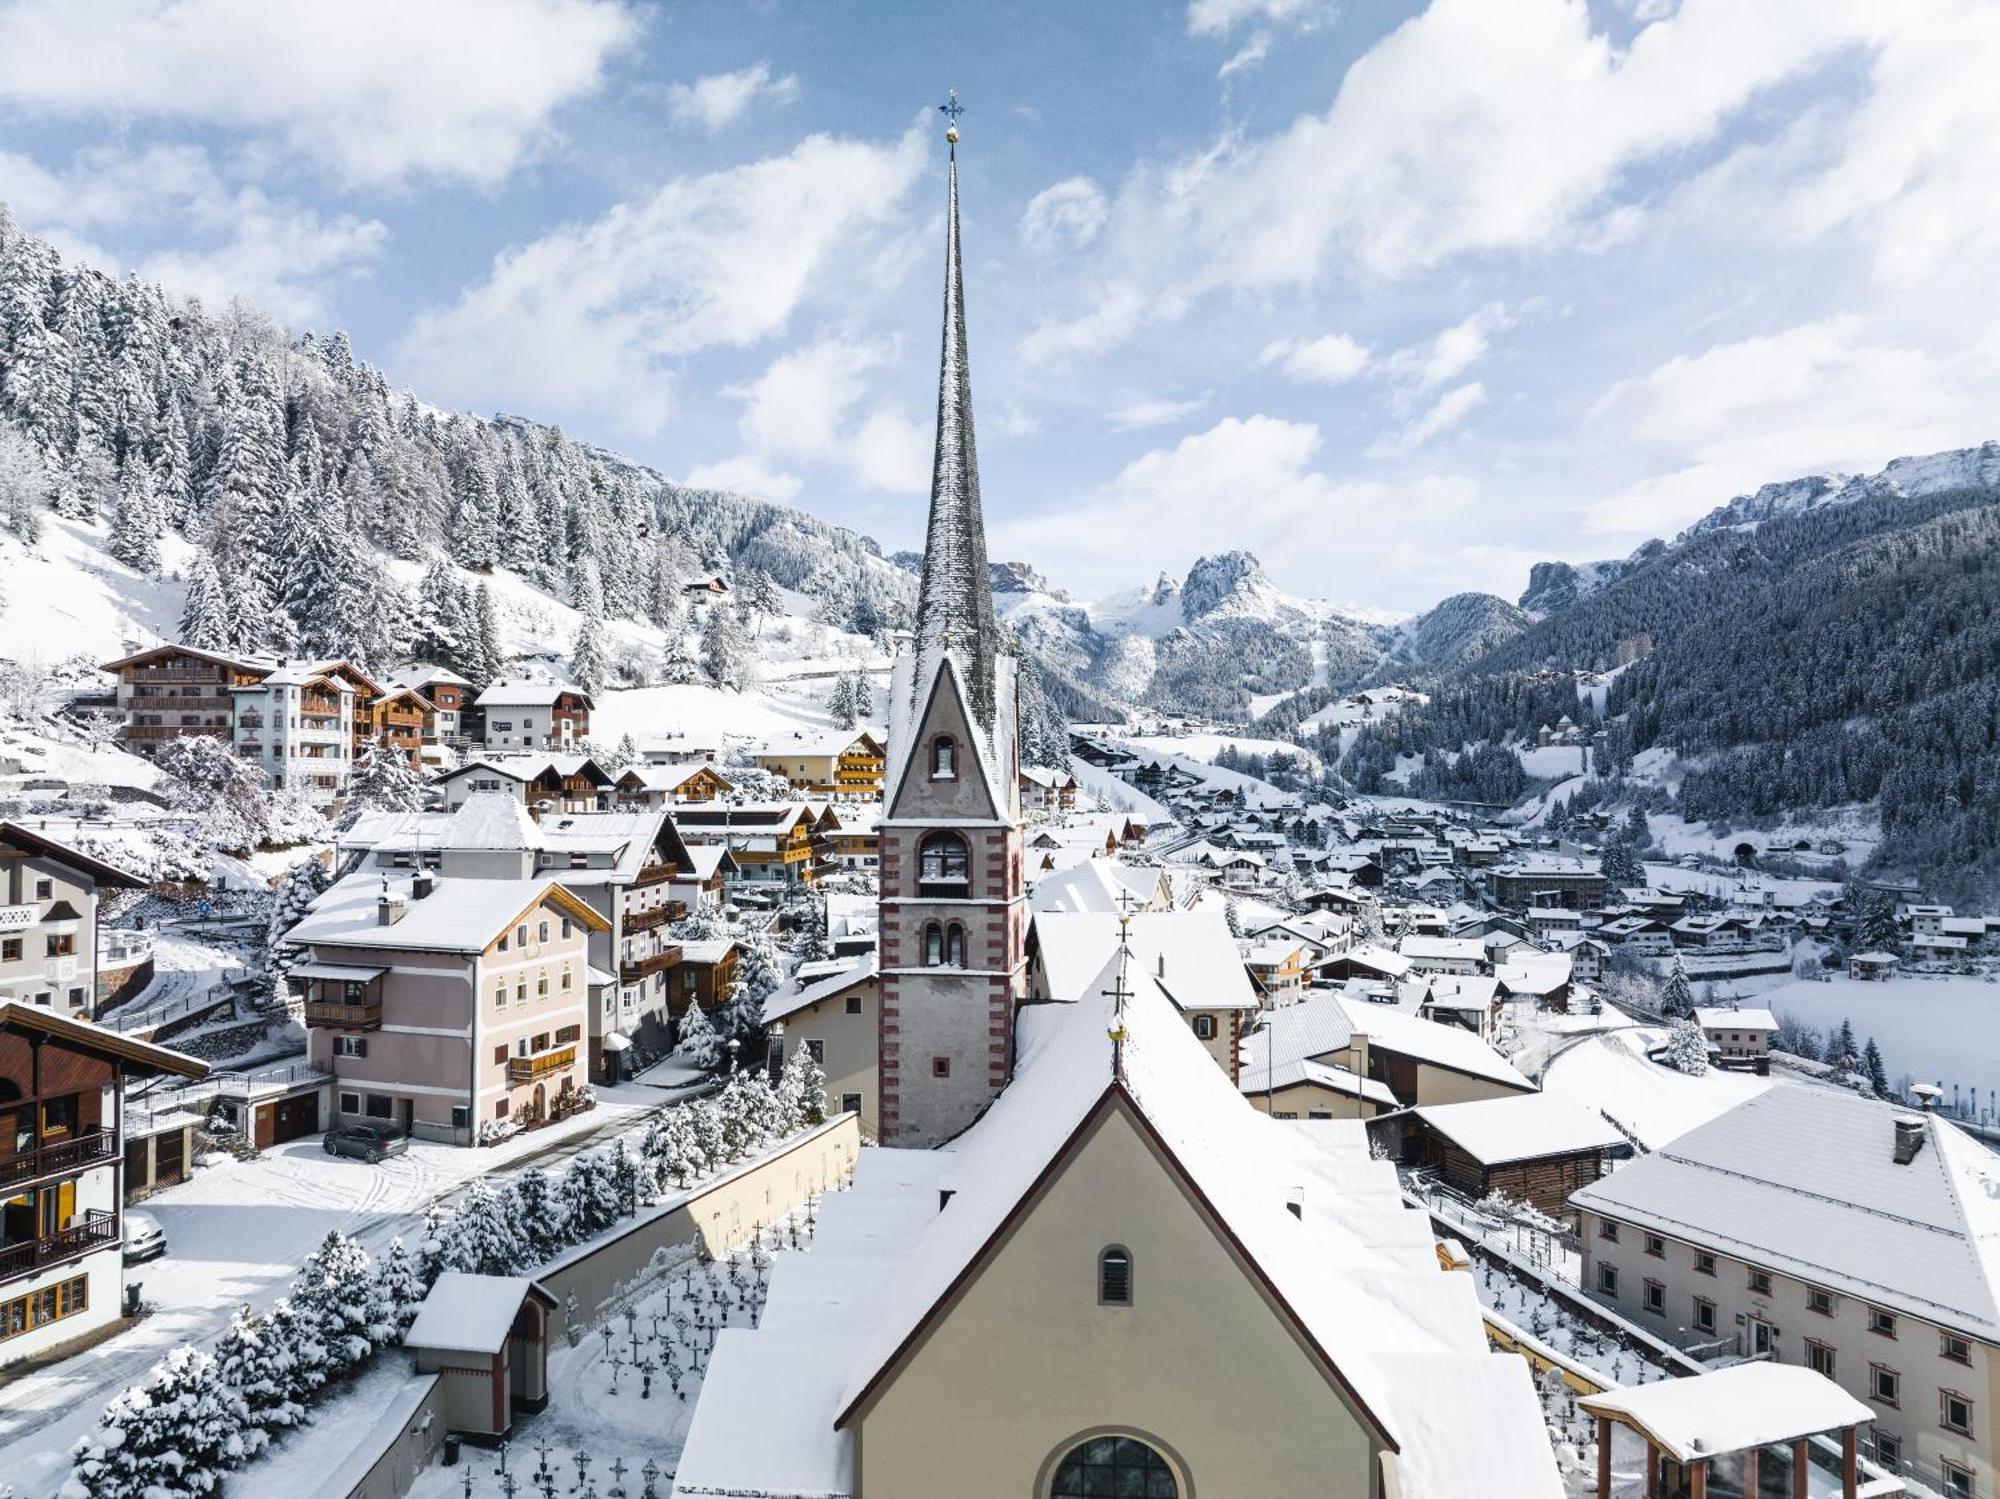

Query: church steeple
913,101,1000,730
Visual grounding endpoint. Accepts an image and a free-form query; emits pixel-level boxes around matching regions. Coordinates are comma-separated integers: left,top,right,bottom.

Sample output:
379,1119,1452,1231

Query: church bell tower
877,99,1026,1148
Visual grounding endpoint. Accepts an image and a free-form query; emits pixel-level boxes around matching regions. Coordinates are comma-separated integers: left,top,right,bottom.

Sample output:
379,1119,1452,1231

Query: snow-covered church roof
676,945,1560,1498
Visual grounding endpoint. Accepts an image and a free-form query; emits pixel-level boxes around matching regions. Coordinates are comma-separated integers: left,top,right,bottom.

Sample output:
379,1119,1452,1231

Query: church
671,114,1562,1499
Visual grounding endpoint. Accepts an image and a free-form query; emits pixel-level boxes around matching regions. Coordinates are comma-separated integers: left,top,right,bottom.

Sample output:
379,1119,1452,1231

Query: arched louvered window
924,924,945,967
1098,1246,1133,1306
931,735,957,779
945,924,965,967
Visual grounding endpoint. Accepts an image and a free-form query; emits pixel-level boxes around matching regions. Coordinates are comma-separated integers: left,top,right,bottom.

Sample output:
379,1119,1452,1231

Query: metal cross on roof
938,90,965,126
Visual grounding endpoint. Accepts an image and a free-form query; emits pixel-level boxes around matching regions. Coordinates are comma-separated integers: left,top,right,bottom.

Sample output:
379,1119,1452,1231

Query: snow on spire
912,104,1000,729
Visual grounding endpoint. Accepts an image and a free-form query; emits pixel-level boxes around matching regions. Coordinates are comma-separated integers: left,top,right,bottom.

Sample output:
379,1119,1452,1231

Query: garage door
271,1093,319,1144
155,1128,186,1185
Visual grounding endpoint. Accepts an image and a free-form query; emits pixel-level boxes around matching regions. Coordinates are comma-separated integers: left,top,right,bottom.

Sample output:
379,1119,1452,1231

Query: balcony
618,945,684,984
508,1045,577,1084
302,997,383,1029
621,903,687,933
0,1208,118,1280
0,1128,117,1191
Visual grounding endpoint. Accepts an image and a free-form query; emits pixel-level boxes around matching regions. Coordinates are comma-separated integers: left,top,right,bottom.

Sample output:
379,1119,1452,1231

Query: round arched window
1049,1436,1178,1499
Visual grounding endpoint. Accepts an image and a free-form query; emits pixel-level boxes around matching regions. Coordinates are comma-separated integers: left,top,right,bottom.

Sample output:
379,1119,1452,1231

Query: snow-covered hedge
61,1047,827,1499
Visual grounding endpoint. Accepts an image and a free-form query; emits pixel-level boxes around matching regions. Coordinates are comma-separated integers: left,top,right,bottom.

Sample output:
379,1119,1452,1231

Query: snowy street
0,1077,705,1492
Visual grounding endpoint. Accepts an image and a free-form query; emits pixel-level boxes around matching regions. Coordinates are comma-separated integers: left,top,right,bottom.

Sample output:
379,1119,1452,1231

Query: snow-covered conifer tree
1862,1038,1890,1097
290,1230,391,1379
71,1345,249,1499
777,1040,828,1129
0,423,47,543
701,600,749,691
725,931,781,1042
569,611,609,696
212,1302,301,1442
341,735,425,829
1659,955,1694,1018
1664,1017,1709,1076
107,459,163,573
674,995,726,1072
374,1238,425,1340
179,552,233,650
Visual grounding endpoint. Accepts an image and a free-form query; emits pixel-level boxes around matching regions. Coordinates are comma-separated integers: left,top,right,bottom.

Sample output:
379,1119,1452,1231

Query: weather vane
939,89,964,146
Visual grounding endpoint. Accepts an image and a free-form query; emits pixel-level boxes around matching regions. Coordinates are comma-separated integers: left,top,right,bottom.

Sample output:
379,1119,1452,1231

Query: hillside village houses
0,823,148,1016
750,729,885,799
468,678,593,753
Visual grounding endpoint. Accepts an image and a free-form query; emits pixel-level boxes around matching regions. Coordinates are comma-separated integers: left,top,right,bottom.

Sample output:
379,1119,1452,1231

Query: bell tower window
1098,1246,1133,1306
931,735,956,779
917,833,970,896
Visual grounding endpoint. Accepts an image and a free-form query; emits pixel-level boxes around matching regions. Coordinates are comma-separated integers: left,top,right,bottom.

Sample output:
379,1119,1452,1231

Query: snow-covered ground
0,1079,695,1490
1640,806,1881,873
1119,731,1322,775
1064,756,1175,826
1539,1027,1773,1149
1755,973,2000,1099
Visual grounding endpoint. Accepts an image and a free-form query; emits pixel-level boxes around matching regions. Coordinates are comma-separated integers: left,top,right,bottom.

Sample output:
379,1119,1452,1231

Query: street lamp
727,1038,740,1075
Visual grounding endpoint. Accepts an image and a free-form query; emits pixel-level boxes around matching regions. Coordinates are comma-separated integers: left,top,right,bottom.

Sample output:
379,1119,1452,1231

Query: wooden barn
1408,1093,1629,1221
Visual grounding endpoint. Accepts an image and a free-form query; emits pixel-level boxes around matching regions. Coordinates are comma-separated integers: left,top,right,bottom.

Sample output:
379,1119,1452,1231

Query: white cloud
1386,303,1513,390
666,63,800,133
1259,333,1370,384
1217,32,1272,79
1583,316,2000,535
1019,177,1108,254
397,129,927,436
0,0,635,189
1017,282,1149,368
1034,0,1893,367
1368,381,1486,456
682,454,802,503
1186,0,1327,38
721,337,931,496
0,144,385,324
1107,395,1210,431
993,413,1487,603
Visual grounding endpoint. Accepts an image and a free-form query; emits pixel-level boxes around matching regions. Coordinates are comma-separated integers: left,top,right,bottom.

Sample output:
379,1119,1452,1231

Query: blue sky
2,0,1996,613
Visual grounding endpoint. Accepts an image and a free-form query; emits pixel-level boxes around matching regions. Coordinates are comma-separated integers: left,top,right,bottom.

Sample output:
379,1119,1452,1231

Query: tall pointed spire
913,100,1000,729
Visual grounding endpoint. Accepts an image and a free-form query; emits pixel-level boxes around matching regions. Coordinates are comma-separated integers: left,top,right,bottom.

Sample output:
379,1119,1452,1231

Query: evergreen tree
510,1166,572,1261
826,672,860,730
263,855,332,998
1862,1038,1890,1097
290,1230,392,1380
71,1345,249,1499
701,601,749,690
373,1238,425,1340
0,422,47,543
1622,805,1650,846
777,1039,828,1128
569,611,610,696
1832,1018,1861,1075
674,994,726,1071
1600,838,1643,887
1860,892,1901,953
1660,955,1694,1018
726,931,781,1042
470,583,502,687
1224,896,1244,938
107,457,164,573
212,1302,302,1442
178,551,232,649
342,735,426,828
1664,1016,1709,1076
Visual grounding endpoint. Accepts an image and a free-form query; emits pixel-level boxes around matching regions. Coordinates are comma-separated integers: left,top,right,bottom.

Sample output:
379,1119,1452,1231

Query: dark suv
323,1121,410,1163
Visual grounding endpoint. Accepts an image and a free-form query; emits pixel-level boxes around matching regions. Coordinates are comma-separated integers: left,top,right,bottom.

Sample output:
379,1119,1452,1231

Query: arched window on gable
945,923,965,967
917,832,970,895
924,923,945,967
1047,1434,1173,1499
1098,1246,1133,1306
931,735,956,779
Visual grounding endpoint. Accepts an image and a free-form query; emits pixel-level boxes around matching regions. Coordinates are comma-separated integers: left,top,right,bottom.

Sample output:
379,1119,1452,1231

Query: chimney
377,893,406,926
1893,1115,1927,1166
1157,953,1166,978
411,870,436,901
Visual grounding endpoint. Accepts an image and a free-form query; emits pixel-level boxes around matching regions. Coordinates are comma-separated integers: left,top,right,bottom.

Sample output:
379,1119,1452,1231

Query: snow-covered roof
1494,953,1571,996
289,871,604,953
1033,910,1260,1014
405,1272,550,1355
752,730,882,759
444,792,544,850
1334,943,1411,979
1420,976,1499,1012
1238,991,1356,1075
1693,1006,1777,1032
1028,857,1165,915
766,954,878,1026
679,942,1560,1499
1579,1363,1872,1463
1414,1093,1626,1167
1399,936,1488,964
1334,996,1533,1093
1242,1056,1397,1108
473,678,590,708
1572,1087,2000,1337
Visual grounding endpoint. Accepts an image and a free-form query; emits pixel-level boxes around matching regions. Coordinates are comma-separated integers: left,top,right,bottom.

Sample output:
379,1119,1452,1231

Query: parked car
323,1121,410,1164
123,1210,166,1263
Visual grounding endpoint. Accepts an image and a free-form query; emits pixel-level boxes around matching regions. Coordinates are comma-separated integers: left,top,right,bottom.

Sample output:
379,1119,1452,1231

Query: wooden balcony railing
0,1208,118,1280
621,903,687,933
0,1128,117,1191
302,998,384,1029
507,1045,577,1084
618,945,684,984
